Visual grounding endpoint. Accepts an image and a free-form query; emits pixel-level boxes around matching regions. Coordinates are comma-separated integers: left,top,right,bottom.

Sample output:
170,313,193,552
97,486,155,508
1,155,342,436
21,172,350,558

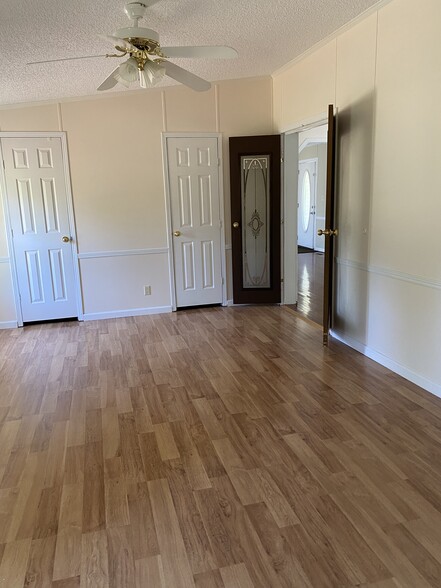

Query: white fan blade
162,46,238,59
99,35,137,53
97,67,120,91
164,61,211,92
27,54,106,66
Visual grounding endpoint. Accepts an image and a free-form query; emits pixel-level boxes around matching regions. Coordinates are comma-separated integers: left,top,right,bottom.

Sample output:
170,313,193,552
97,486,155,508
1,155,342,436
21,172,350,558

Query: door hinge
280,157,284,163
217,158,221,166
281,278,284,283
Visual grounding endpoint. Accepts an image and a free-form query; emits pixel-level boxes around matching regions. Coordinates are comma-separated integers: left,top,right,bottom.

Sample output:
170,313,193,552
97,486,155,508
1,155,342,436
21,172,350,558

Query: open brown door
229,135,281,304
320,105,338,345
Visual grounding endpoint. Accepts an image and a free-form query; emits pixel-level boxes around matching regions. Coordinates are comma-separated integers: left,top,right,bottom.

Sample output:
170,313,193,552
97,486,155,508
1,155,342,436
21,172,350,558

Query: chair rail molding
336,257,441,291
77,247,169,260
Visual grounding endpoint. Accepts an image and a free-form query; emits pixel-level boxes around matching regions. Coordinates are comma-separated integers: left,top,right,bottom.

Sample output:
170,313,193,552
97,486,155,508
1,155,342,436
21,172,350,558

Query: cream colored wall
273,40,336,132
274,0,441,394
0,104,60,132
0,76,272,322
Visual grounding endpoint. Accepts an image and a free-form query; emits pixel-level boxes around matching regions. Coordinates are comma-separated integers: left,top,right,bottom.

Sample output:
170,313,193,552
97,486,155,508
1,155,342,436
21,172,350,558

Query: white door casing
297,159,317,249
165,136,223,308
1,136,78,322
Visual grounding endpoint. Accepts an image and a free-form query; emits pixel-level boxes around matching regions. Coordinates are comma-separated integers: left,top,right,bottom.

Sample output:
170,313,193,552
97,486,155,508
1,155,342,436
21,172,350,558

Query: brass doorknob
173,231,181,237
233,222,240,228
317,228,338,237
62,236,70,243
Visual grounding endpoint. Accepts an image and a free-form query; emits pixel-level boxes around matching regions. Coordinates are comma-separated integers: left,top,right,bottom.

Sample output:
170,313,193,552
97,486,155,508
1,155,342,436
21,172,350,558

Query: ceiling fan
27,1,238,92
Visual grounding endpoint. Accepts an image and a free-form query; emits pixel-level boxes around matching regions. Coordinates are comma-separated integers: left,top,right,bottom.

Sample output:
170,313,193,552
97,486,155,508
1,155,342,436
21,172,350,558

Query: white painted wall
273,0,441,395
0,77,273,324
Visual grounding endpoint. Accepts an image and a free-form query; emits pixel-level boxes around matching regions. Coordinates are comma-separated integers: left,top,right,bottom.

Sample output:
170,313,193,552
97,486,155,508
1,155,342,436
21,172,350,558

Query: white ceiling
0,0,382,106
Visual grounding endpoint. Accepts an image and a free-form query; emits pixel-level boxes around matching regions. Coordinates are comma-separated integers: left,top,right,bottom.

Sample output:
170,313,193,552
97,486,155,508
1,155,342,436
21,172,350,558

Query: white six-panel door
166,137,223,307
2,137,78,322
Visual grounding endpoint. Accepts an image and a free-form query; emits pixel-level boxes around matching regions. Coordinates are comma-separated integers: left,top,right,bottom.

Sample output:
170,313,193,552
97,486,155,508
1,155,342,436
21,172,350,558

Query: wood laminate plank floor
0,306,441,587
289,251,324,325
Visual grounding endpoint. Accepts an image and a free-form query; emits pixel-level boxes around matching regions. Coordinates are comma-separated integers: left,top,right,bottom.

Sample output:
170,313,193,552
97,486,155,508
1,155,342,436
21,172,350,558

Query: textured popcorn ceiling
0,0,382,105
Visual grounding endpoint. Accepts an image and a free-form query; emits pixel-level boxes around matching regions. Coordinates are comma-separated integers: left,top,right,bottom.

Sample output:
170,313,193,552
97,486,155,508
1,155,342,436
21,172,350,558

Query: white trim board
83,306,172,321
78,247,168,260
336,257,441,291
162,135,178,311
330,329,441,400
0,321,18,329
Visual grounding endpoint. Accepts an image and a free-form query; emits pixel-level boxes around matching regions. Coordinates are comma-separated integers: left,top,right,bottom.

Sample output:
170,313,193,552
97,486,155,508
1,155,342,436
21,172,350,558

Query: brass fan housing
126,37,162,54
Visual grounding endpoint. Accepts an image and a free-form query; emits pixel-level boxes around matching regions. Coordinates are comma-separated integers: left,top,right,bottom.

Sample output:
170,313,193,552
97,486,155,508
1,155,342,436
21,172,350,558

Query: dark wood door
229,135,281,304
322,105,338,344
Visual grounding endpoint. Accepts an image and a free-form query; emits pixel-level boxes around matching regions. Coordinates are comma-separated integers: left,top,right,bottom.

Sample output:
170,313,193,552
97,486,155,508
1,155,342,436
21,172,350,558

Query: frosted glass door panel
241,156,270,288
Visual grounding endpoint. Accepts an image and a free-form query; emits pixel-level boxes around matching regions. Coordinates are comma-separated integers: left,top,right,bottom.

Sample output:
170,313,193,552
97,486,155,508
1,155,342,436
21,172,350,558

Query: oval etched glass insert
301,170,311,232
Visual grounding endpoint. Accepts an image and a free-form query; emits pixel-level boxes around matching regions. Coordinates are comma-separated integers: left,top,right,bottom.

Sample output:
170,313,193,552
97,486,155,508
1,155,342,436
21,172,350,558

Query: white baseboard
0,320,18,329
82,306,172,321
225,299,234,306
330,329,441,400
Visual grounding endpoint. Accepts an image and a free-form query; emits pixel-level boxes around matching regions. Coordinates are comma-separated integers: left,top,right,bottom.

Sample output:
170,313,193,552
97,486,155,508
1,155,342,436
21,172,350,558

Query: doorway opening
282,119,329,326
296,125,328,324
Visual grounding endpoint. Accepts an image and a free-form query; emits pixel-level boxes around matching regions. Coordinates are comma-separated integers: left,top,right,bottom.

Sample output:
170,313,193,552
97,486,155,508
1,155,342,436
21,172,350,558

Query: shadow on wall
333,91,376,344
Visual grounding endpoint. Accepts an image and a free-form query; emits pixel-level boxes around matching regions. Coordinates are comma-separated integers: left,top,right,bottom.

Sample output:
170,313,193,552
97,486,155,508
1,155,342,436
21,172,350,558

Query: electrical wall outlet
144,285,151,296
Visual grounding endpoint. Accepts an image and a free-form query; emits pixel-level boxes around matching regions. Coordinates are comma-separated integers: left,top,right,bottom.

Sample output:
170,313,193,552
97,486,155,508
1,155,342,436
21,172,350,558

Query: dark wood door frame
322,105,337,345
229,135,281,304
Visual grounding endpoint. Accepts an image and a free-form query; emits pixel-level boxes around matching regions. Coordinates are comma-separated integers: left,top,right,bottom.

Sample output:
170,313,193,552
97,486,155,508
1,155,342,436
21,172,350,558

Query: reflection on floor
294,251,324,325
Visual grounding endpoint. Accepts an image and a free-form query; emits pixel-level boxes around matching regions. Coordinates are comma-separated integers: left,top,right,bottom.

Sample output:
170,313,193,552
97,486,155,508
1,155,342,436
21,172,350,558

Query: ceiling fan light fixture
30,2,237,94
139,60,166,88
114,57,139,86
